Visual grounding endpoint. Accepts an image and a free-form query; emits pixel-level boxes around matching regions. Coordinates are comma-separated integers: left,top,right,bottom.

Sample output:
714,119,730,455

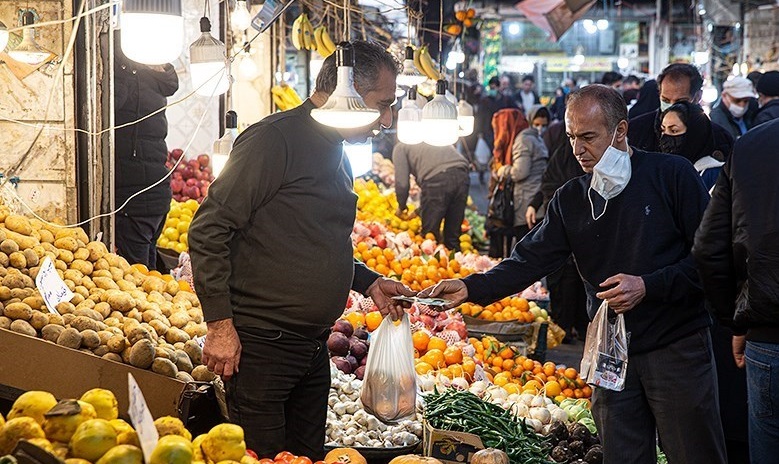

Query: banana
301,14,316,51
320,27,337,56
283,84,303,106
419,45,442,81
271,85,289,110
291,15,304,50
314,26,333,57
413,46,426,80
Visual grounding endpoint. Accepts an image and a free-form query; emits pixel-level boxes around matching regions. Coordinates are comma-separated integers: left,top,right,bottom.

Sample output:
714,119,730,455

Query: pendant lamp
8,12,48,65
457,99,474,137
397,86,424,145
344,139,373,178
190,17,230,96
422,80,458,146
396,46,427,87
121,0,184,65
311,43,380,129
231,0,252,30
0,21,8,52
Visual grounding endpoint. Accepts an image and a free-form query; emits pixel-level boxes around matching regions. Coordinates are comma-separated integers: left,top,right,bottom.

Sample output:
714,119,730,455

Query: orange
356,242,369,253
422,349,446,368
574,389,584,399
443,346,463,365
459,304,472,316
437,367,453,379
563,388,575,398
448,364,464,378
544,380,562,398
178,280,192,292
415,361,434,375
365,311,383,331
493,372,510,387
366,258,377,269
564,367,578,379
371,247,382,258
499,346,515,359
344,312,365,328
132,263,149,274
582,385,593,397
502,358,515,371
161,274,174,282
523,379,542,391
383,248,395,260
503,383,521,395
375,264,390,276
554,395,567,404
494,313,505,322
514,298,530,311
543,362,556,377
462,359,476,379
480,310,494,320
522,359,535,371
427,336,448,352
492,357,504,368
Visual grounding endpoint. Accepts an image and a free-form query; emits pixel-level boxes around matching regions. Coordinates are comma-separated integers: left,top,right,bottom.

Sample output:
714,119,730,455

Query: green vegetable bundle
424,389,552,464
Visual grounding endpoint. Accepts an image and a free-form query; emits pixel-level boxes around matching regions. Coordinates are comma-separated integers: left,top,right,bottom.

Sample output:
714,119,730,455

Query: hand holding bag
580,300,629,391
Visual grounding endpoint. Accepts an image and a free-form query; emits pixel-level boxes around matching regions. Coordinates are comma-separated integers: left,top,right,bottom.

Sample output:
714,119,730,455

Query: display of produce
157,199,200,254
544,422,602,464
166,150,214,204
459,296,548,323
271,83,304,112
412,45,442,81
328,317,371,379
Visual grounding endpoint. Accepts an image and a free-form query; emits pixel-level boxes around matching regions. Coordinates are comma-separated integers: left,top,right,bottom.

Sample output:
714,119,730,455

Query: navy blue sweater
463,149,711,354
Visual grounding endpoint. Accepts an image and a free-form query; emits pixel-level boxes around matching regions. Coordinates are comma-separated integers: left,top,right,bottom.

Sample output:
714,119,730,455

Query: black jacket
114,59,179,216
752,99,779,128
528,121,583,210
693,119,779,343
628,109,735,160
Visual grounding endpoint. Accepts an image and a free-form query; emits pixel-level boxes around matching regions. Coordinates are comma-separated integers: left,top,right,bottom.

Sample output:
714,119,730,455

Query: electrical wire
6,0,118,33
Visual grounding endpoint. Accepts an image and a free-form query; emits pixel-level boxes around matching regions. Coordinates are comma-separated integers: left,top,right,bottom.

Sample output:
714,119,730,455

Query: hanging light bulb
396,46,427,87
422,80,459,146
397,86,424,145
238,48,258,81
0,21,9,52
231,0,252,30
449,40,465,64
8,11,48,65
121,0,183,65
344,139,374,177
311,43,381,129
596,19,609,30
190,17,230,97
457,99,474,137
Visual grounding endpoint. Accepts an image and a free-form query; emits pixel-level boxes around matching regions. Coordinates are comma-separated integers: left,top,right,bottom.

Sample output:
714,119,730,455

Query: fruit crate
463,317,552,362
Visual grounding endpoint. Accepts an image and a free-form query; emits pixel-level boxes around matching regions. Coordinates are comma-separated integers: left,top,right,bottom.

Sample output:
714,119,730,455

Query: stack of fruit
459,296,550,323
157,199,200,253
354,180,422,236
166,151,213,204
327,319,371,379
412,335,476,383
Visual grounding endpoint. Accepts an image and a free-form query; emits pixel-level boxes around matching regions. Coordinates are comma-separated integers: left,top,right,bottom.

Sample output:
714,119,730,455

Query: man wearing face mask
752,70,779,127
420,85,726,464
475,76,514,154
187,41,414,458
628,63,735,158
710,77,757,140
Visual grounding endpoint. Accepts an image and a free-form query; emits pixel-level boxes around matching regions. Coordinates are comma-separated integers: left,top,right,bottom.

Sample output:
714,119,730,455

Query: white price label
128,373,159,462
195,335,206,349
34,257,73,315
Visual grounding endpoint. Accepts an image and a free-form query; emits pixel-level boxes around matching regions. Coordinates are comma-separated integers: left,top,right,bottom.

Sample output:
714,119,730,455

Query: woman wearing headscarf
628,79,660,119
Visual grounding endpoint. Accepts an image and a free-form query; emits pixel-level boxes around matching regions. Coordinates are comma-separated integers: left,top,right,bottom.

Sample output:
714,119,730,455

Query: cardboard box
0,327,186,417
423,421,484,464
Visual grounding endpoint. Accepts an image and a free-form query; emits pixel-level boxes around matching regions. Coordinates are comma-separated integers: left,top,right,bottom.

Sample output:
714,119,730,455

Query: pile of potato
0,205,215,383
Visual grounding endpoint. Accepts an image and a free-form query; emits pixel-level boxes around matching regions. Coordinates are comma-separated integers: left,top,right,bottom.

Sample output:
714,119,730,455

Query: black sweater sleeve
352,259,382,294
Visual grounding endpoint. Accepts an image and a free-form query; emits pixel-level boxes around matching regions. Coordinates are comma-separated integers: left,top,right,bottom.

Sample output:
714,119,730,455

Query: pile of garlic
465,381,572,433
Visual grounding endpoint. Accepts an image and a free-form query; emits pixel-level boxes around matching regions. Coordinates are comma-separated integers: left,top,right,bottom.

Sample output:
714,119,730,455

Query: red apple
186,178,198,186
197,154,210,168
171,179,185,194
170,148,184,160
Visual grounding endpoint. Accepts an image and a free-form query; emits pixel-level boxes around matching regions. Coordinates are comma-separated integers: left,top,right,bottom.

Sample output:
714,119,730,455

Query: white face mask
659,100,672,112
589,127,632,220
729,102,747,118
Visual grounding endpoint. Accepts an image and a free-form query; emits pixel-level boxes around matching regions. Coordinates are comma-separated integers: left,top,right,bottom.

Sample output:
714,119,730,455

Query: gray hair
567,84,628,132
315,40,400,95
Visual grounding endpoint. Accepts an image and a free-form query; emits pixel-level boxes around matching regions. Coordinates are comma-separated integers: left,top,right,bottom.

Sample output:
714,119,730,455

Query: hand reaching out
418,279,469,311
366,277,415,320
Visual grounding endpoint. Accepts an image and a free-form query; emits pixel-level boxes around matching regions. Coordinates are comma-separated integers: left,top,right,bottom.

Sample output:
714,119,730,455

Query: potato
80,329,101,349
154,346,175,361
141,310,163,324
105,315,123,325
92,345,109,357
54,259,68,272
176,372,194,383
0,252,8,267
38,229,54,243
164,327,190,344
57,249,74,264
62,313,76,325
96,330,113,345
63,279,76,292
92,302,110,319
107,335,127,353
0,228,5,241
174,350,194,373
0,286,10,300
70,260,93,276
47,313,64,326
42,324,66,342
140,323,159,342
2,273,26,289
82,277,95,290
70,293,85,305
3,229,39,250
151,357,178,377
183,340,203,366
10,319,36,337
75,300,96,313
146,292,166,306
73,247,89,261
93,277,119,291
5,215,33,236
22,249,39,267
29,310,49,330
63,269,84,287
169,311,191,329
184,322,206,339
94,258,109,271
126,309,142,322
86,242,108,262
107,293,135,312
4,302,33,320
92,270,113,280
73,286,89,300
129,339,155,369
117,280,136,292
56,301,76,315
70,315,101,332
126,326,153,346
148,319,169,336
191,365,216,382
164,280,180,297
102,353,123,363
109,267,124,282
22,296,44,311
54,236,79,253
187,309,204,324
0,239,19,254
74,308,104,322
0,316,11,330
57,327,82,349
8,252,26,269
141,277,166,294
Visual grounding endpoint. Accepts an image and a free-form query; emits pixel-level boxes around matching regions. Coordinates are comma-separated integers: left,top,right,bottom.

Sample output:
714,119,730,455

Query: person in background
393,143,470,250
710,77,758,140
622,75,641,103
627,79,660,119
421,85,726,464
693,118,779,464
628,63,734,159
113,36,179,270
746,70,763,89
516,74,541,113
475,76,513,153
563,77,577,95
753,70,779,127
658,101,724,192
499,75,518,106
600,71,623,90
187,41,414,459
549,87,566,121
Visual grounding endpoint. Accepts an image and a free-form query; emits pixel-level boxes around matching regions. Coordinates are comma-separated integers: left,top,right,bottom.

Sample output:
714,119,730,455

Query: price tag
34,257,73,315
194,335,206,349
128,373,159,462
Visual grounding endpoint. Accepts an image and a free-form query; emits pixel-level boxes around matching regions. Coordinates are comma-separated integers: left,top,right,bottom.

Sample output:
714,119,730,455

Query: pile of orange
470,336,592,402
342,310,384,332
412,332,476,380
130,263,193,292
459,296,548,323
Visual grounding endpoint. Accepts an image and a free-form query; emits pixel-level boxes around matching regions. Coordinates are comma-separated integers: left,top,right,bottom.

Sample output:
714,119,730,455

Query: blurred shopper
475,76,513,153
710,77,758,139
753,71,779,127
629,63,734,158
600,71,623,90
563,77,577,95
622,75,641,103
628,79,660,119
694,118,779,464
393,143,470,250
549,87,566,121
516,74,541,113
658,102,724,191
114,37,178,270
188,41,413,459
746,70,763,89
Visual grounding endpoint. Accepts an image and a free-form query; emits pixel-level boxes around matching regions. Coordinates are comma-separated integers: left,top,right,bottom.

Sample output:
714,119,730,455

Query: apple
170,148,184,160
197,154,210,168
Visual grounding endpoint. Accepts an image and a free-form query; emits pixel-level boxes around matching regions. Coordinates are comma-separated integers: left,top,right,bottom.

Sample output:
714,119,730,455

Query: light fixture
732,62,740,76
573,54,585,66
8,11,49,65
231,0,252,30
507,23,520,36
449,40,465,64
344,139,373,177
697,3,706,15
190,17,229,97
582,19,597,34
396,46,427,87
740,62,748,76
422,80,459,146
693,50,710,66
311,43,381,129
121,0,184,65
238,50,258,81
457,99,474,137
701,84,719,104
212,111,239,178
397,86,424,145
0,21,8,52
596,19,609,30
617,57,629,69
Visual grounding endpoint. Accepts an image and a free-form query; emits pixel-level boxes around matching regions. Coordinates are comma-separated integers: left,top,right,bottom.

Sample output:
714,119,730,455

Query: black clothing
114,213,165,269
628,80,659,119
529,121,583,210
657,102,716,164
463,150,711,355
693,119,779,343
475,93,513,151
419,170,470,250
549,95,566,121
628,109,735,160
709,101,757,140
189,100,380,339
114,61,178,217
622,88,639,104
753,99,779,127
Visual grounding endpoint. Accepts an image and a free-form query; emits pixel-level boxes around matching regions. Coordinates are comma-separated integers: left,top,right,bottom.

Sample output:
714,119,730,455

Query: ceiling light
397,86,424,145
311,43,381,129
701,84,718,104
8,11,48,65
396,46,427,87
507,23,520,36
189,17,230,97
457,99,474,137
582,19,597,34
232,0,252,30
0,21,8,52
596,19,609,30
617,57,629,69
121,0,184,65
238,52,258,81
449,41,465,64
344,139,373,177
572,53,585,66
422,80,459,146
693,51,709,66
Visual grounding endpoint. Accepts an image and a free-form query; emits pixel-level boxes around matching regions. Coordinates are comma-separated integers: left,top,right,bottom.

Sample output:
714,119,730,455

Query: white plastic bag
474,135,491,167
360,313,417,423
580,300,629,391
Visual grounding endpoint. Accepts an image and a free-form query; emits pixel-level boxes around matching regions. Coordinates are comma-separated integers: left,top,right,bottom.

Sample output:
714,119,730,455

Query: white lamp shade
457,99,474,137
422,83,459,147
397,59,427,87
121,13,183,65
231,0,252,30
8,28,48,65
238,54,258,80
311,65,380,128
0,22,9,52
189,23,230,97
211,153,230,178
344,139,373,177
397,99,424,145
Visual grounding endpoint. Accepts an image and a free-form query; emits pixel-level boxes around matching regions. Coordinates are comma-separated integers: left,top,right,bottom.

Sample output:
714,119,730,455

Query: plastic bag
474,135,491,166
487,172,514,228
580,300,629,391
360,313,417,423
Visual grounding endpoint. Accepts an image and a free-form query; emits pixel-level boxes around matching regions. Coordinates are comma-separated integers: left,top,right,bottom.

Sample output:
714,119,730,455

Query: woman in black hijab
628,79,660,119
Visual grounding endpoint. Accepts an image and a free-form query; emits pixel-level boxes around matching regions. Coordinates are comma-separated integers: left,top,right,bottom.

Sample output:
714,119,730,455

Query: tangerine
427,336,447,352
443,346,463,365
422,349,446,368
415,362,434,375
564,367,578,379
544,380,562,398
365,311,383,331
344,312,365,328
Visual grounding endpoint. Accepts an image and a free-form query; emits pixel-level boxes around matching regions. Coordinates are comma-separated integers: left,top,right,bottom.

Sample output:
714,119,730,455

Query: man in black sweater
422,85,726,463
188,42,413,458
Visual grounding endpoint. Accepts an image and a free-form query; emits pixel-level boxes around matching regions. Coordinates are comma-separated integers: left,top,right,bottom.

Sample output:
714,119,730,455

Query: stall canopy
515,0,595,41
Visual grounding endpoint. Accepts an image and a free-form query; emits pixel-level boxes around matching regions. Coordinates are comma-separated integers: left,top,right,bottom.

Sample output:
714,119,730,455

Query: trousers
745,341,779,464
419,169,470,250
115,212,166,269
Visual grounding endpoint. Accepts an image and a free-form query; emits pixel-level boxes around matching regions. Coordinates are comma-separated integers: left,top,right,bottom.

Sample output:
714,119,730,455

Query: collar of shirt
302,99,346,145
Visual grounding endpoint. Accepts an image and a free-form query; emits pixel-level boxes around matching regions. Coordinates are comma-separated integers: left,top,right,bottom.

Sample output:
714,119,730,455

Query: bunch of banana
291,14,317,51
271,83,304,111
314,26,337,58
414,45,443,81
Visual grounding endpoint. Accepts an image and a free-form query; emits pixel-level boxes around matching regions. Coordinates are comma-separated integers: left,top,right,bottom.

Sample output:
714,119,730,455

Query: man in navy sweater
422,85,726,463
